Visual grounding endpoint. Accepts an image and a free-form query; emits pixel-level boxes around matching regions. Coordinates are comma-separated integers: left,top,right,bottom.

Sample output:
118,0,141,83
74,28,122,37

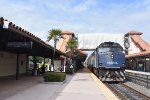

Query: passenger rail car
87,42,126,82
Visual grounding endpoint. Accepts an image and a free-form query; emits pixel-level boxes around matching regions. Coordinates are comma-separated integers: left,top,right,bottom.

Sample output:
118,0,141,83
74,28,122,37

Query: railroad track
105,82,150,100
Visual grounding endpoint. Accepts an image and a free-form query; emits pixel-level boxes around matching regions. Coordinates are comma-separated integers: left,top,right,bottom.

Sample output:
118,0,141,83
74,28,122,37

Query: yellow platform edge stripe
87,68,119,100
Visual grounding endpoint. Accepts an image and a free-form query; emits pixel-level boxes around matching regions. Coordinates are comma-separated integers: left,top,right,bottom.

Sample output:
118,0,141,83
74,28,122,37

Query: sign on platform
7,42,33,48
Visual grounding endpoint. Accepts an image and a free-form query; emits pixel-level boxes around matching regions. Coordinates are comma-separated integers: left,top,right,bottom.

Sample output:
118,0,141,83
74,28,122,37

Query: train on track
87,42,126,82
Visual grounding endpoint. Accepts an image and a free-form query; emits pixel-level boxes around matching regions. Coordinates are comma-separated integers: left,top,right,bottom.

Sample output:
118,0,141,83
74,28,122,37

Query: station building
0,17,63,80
125,31,150,72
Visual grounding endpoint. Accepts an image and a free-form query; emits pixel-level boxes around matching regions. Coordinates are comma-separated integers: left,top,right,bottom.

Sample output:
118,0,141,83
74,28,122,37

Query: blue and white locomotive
87,42,126,82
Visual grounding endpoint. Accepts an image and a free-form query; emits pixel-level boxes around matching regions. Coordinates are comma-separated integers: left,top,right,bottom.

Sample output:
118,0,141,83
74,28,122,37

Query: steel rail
122,83,150,100
105,83,126,100
105,82,150,100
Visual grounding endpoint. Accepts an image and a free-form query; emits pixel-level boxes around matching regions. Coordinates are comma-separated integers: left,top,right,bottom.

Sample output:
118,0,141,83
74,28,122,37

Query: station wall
0,51,27,76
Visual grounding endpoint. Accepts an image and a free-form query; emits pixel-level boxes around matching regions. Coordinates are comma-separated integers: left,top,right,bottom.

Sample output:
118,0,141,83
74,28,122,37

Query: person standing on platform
41,64,45,74
70,64,74,75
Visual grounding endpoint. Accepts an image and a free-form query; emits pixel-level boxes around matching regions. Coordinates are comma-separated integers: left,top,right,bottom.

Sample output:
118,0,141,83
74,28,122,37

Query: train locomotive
87,42,126,82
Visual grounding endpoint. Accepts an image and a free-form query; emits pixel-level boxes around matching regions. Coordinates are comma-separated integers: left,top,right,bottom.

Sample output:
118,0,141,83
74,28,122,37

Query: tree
47,29,62,71
66,38,78,51
66,37,78,65
29,56,43,64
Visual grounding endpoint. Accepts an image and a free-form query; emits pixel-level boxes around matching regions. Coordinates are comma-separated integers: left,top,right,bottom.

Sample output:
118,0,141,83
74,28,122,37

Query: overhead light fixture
146,57,150,61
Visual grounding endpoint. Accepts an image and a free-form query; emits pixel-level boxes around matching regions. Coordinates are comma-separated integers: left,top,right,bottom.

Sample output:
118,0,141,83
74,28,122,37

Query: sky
0,0,150,44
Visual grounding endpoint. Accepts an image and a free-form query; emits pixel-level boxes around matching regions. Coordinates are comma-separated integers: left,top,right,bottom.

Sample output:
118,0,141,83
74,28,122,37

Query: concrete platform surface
0,68,117,100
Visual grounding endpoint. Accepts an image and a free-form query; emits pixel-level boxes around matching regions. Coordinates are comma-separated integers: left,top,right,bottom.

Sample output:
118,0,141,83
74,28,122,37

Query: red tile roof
126,31,143,35
77,49,87,55
126,51,150,58
61,31,74,35
65,49,87,61
131,35,150,51
126,31,150,58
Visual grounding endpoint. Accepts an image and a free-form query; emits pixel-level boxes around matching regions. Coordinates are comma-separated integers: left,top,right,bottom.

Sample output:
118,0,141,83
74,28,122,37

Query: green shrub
43,72,66,82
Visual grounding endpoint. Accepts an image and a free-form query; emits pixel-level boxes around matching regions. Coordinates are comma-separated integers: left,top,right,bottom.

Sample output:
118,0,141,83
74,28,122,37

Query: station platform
54,67,118,100
0,67,118,100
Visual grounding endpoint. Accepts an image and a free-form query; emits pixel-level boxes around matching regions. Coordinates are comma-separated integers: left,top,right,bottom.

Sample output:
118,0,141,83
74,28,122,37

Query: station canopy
0,17,64,58
78,33,125,50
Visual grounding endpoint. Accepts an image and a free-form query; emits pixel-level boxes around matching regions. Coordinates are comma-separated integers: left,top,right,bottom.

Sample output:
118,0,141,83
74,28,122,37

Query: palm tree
66,38,78,52
66,37,78,65
47,29,62,71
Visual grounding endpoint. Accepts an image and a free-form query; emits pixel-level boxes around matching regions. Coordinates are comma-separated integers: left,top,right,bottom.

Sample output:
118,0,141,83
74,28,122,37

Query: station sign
7,41,33,49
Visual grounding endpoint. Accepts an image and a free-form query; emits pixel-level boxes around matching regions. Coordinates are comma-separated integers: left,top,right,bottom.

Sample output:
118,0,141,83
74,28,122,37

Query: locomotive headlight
111,54,114,58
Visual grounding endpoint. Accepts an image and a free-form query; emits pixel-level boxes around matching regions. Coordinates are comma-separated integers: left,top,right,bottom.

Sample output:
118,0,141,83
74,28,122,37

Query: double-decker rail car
87,42,126,82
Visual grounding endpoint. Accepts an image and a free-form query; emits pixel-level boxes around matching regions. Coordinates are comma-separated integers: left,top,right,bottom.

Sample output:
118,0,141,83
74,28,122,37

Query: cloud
0,0,150,42
71,0,97,12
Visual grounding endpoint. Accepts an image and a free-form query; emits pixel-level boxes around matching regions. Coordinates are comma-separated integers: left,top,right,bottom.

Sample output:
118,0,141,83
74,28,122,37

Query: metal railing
125,70,150,88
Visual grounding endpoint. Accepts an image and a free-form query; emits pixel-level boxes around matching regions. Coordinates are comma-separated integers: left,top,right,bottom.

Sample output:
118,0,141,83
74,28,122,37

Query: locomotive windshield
97,42,123,53
98,47,123,53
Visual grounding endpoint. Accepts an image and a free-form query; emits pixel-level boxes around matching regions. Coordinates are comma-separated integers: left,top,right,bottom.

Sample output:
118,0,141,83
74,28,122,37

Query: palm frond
66,38,78,50
47,29,62,42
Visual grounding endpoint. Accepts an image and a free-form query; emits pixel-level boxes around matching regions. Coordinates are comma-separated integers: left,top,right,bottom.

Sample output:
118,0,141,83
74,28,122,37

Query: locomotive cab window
97,42,123,53
98,47,123,53
98,48,111,53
